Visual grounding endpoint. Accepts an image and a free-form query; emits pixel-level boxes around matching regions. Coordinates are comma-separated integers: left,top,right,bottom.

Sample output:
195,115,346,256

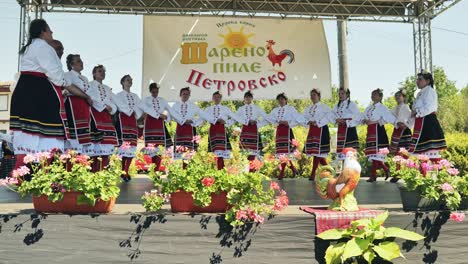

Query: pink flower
246,208,256,219
192,135,201,144
146,143,156,151
201,176,215,187
23,154,36,164
12,166,30,178
273,193,289,211
176,145,188,153
450,212,465,222
226,166,239,175
438,159,452,168
59,153,71,163
421,162,432,172
270,181,280,190
279,154,290,164
120,141,131,150
406,160,418,169
35,151,51,161
183,150,195,160
253,213,265,224
399,148,409,154
75,155,90,166
249,159,264,171
164,148,174,157
393,156,403,163
447,168,460,176
293,150,302,159
378,148,390,155
440,183,454,192
291,139,299,147
0,177,19,186
235,210,248,220
417,154,430,162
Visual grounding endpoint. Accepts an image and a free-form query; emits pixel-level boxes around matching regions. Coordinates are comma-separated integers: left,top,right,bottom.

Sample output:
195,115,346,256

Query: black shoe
390,177,400,183
366,177,376,183
384,171,391,181
309,177,315,181
121,175,131,182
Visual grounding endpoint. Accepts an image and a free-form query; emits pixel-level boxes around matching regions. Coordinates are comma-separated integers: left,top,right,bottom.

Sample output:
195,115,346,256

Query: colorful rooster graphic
265,40,295,67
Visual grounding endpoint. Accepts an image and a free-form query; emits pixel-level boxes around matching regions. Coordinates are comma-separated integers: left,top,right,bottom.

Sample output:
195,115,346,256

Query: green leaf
325,242,345,264
342,238,369,261
317,228,348,240
373,241,401,261
363,250,375,264
371,211,388,227
384,227,425,241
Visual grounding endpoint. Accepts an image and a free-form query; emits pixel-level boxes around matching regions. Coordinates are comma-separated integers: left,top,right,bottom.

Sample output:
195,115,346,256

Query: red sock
152,156,162,172
289,161,298,175
371,160,379,177
182,162,187,170
100,155,110,169
310,157,321,180
122,157,132,177
91,157,98,172
430,158,441,164
248,155,256,172
217,157,225,170
380,161,389,172
319,158,328,166
279,163,286,179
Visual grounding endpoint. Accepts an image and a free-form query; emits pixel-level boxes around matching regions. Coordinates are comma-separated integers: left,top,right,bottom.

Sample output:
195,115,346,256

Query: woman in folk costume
87,65,119,172
332,88,361,160
171,87,205,162
409,72,446,161
267,93,303,180
140,83,183,172
234,91,268,167
0,133,15,179
204,91,237,170
10,19,90,167
64,54,94,155
302,89,334,181
389,89,413,155
362,89,396,182
112,74,143,181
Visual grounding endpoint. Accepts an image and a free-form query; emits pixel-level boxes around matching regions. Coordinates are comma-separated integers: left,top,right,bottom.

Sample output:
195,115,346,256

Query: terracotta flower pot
398,185,444,211
170,190,231,213
33,191,116,214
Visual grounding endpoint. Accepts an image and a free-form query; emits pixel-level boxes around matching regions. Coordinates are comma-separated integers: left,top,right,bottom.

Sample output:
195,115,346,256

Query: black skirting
343,127,359,149
411,113,447,153
10,74,66,138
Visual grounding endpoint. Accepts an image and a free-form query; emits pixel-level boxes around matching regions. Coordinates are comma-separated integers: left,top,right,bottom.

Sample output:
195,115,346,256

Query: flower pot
458,197,468,210
33,191,116,214
398,185,444,211
170,190,230,213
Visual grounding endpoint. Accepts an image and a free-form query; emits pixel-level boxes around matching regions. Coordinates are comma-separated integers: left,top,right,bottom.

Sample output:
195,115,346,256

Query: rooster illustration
265,40,295,67
315,148,361,211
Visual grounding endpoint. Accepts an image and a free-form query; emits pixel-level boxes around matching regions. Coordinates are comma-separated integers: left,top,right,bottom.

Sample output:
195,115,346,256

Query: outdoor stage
1,178,467,263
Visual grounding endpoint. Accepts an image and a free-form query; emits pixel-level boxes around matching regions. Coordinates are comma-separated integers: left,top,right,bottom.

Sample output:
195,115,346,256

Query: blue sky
0,0,467,106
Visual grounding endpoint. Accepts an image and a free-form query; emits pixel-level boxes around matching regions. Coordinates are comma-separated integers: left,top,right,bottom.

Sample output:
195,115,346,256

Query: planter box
398,185,444,211
458,198,468,210
33,191,116,214
170,190,230,213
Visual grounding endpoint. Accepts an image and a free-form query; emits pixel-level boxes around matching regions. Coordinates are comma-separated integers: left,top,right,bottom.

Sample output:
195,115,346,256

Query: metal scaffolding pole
337,18,349,90
413,2,433,75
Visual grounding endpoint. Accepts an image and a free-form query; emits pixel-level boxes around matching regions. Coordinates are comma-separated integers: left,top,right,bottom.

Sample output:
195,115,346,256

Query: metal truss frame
15,0,462,75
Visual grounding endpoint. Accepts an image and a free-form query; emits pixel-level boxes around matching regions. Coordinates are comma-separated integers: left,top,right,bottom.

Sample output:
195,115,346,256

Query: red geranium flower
201,176,215,187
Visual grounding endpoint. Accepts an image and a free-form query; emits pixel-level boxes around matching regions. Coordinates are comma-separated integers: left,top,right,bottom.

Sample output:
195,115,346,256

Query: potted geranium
389,150,466,211
142,147,289,226
1,149,123,214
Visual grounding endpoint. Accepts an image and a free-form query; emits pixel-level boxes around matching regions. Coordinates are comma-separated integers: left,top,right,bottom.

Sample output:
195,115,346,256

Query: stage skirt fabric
409,113,446,155
304,124,330,158
115,112,138,157
275,124,295,156
143,115,173,157
208,123,231,159
365,123,389,161
389,127,412,154
239,124,263,156
174,124,198,160
336,123,358,159
89,108,118,156
10,71,68,154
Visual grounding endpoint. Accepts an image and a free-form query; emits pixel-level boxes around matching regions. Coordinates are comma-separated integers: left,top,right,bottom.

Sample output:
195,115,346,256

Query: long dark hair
66,54,80,71
372,88,383,103
337,87,351,108
417,72,434,88
19,19,49,55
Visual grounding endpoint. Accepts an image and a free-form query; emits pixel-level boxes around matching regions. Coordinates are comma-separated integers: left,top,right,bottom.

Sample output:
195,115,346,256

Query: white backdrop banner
142,16,331,101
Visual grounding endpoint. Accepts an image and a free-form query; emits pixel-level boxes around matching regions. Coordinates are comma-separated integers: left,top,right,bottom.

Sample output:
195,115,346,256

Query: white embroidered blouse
112,90,143,119
234,103,269,128
302,102,334,128
140,96,183,123
362,102,396,126
332,100,362,127
413,85,438,118
267,105,303,127
171,101,206,127
88,80,117,114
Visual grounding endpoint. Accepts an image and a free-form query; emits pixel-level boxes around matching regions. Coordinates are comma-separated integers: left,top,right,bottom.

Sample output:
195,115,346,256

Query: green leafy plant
2,150,123,206
142,147,288,226
317,211,424,264
388,152,466,210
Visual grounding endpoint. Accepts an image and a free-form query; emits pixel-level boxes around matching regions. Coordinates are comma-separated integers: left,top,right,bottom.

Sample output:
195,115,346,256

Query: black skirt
410,113,446,153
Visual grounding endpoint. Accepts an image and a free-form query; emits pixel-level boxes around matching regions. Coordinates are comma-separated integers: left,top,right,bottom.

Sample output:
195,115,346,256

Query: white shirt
267,105,303,127
172,101,206,127
204,104,237,126
392,103,414,128
112,90,143,118
65,70,91,94
332,100,362,127
19,38,70,87
362,102,396,126
302,102,334,128
88,80,117,114
234,103,269,128
140,96,183,123
413,86,438,117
